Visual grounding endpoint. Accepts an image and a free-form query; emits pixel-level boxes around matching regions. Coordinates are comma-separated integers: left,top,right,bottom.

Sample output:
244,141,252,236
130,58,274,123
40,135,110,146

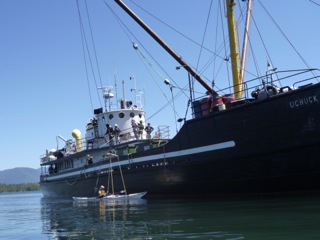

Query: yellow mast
226,0,242,99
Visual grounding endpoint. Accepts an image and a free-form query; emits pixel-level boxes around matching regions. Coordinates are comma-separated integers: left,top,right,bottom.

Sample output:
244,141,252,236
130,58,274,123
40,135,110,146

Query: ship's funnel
72,129,82,152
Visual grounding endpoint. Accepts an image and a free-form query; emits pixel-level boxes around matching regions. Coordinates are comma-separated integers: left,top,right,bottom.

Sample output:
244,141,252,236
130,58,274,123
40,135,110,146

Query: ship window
130,112,135,118
119,112,125,118
139,113,142,118
109,114,113,120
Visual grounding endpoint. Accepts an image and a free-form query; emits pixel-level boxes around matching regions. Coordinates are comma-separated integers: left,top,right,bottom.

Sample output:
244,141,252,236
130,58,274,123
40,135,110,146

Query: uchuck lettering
289,95,318,108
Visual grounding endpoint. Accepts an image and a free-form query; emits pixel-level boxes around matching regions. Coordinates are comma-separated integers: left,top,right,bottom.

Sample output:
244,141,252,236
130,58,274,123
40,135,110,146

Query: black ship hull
40,83,320,197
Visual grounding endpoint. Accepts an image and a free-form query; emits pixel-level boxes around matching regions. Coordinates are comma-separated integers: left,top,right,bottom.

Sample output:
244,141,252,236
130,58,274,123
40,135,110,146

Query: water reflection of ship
40,197,148,239
40,196,243,239
41,196,320,239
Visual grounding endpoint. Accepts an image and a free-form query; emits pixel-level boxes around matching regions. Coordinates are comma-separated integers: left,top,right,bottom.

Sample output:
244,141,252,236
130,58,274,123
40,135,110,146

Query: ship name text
289,95,318,108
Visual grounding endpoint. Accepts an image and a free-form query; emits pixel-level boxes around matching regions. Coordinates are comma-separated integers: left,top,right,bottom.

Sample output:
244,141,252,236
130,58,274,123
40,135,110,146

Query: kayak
72,191,147,201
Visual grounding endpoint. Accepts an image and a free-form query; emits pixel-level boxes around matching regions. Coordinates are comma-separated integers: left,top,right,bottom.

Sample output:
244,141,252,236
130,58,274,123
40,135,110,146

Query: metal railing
40,125,171,165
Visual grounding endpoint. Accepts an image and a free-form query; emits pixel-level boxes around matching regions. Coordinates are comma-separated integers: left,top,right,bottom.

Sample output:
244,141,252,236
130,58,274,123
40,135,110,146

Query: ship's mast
239,0,252,91
226,0,241,99
226,0,251,99
114,0,217,96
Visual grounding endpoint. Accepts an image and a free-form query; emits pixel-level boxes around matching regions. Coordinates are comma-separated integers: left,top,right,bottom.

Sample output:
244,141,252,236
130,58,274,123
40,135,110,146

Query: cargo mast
226,0,251,99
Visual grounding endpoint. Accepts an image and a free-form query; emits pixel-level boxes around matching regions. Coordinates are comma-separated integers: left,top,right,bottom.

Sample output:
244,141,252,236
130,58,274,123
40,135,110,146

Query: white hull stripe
45,141,235,181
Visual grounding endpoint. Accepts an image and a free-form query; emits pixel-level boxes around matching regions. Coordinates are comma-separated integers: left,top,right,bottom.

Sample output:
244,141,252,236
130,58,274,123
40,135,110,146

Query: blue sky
1,0,319,170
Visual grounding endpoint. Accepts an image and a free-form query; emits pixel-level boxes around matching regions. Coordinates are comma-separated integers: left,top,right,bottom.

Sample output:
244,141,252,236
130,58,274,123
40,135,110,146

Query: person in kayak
98,185,107,198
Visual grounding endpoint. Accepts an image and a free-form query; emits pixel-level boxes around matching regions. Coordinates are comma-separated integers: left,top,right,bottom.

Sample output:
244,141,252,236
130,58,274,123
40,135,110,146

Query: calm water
1,191,320,239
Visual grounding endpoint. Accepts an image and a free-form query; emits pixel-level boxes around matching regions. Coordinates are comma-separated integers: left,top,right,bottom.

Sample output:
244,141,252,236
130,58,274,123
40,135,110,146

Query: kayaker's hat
100,185,105,189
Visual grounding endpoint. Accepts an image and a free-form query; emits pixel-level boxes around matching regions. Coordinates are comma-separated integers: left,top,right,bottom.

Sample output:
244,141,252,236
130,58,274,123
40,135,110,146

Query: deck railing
40,125,170,165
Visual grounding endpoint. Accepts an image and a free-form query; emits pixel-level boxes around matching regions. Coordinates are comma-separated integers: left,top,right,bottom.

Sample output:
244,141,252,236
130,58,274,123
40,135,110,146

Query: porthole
119,112,125,118
130,112,135,118
109,114,113,120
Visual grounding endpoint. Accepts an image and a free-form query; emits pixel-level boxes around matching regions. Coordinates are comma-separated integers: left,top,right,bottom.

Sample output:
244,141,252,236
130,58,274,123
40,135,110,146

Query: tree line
0,183,40,192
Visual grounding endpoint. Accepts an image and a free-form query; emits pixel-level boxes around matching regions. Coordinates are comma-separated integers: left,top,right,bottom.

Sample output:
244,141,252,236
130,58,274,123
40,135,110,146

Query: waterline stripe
45,141,235,181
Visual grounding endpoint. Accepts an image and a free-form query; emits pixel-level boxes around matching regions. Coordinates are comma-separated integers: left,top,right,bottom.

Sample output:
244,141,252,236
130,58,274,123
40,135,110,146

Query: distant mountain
0,167,41,184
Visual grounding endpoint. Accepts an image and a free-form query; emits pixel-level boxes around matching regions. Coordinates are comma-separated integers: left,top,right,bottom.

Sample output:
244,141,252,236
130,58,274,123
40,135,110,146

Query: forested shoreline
0,183,40,192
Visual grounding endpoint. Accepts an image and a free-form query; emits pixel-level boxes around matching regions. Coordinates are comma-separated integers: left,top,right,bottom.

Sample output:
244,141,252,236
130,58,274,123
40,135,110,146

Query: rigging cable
83,0,104,93
196,0,213,71
309,0,320,7
102,0,179,90
194,0,223,97
76,0,103,109
128,0,228,65
76,0,94,112
197,0,258,91
243,10,263,79
93,157,105,197
214,0,230,89
102,0,191,123
110,0,243,95
127,0,232,90
134,44,191,129
133,44,183,121
257,0,313,70
82,0,103,108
